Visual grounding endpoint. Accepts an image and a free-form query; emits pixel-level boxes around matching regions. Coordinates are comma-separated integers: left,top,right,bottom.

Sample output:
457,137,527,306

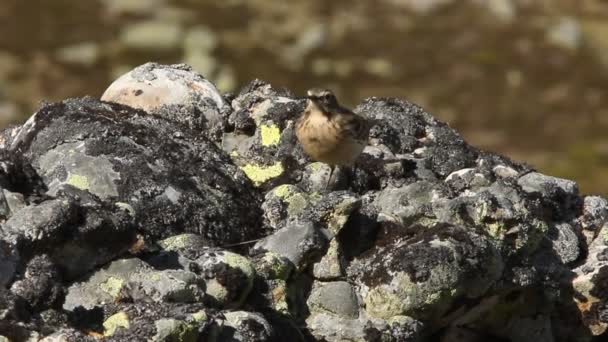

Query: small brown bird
296,88,370,187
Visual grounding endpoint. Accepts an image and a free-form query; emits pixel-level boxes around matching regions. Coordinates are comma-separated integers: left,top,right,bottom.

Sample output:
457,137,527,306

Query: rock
253,220,328,271
518,171,578,199
252,252,293,281
1,189,26,217
307,281,359,318
503,315,555,342
570,223,608,338
223,80,306,189
518,171,580,218
103,311,130,336
11,96,261,247
153,318,199,342
220,311,273,342
248,252,293,315
351,224,503,320
548,223,580,265
0,241,18,287
153,234,256,308
356,97,477,178
0,199,79,246
0,67,604,340
299,162,344,192
84,303,213,340
444,167,490,192
261,184,310,230
374,181,442,225
313,239,346,280
0,288,31,340
101,63,226,140
63,258,205,311
37,142,121,200
580,196,608,231
38,329,90,342
493,164,519,178
306,313,423,342
10,254,62,311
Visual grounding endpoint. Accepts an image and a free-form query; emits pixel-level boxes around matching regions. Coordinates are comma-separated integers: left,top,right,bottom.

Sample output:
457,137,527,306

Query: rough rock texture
0,63,607,341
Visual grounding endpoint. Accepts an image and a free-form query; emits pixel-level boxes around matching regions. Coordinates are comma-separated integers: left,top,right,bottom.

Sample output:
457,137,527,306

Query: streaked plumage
296,88,370,187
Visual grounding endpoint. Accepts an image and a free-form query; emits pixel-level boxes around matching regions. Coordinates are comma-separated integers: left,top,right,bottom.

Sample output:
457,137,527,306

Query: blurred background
0,0,607,194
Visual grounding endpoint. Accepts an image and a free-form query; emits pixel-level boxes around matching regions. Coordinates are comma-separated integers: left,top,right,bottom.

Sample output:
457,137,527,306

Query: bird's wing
337,111,371,142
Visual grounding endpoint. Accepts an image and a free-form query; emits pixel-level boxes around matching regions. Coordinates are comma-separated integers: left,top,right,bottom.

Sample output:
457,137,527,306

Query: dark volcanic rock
1,63,606,341
11,96,262,246
10,254,63,311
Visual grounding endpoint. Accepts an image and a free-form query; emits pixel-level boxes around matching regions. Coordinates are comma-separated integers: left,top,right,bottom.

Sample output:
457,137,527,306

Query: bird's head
306,88,339,114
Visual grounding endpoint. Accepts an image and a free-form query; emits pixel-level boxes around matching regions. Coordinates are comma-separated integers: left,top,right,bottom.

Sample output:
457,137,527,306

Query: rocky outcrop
0,62,606,341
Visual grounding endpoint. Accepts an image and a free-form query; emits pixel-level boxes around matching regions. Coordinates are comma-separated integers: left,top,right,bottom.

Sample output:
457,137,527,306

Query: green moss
100,276,124,297
241,162,284,186
103,312,130,336
260,124,281,146
67,174,89,190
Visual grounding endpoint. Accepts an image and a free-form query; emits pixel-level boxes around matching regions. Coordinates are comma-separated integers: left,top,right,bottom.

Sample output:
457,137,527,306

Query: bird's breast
296,114,365,166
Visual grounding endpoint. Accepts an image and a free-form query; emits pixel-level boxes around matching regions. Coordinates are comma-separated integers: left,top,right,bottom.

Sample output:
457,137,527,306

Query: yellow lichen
273,184,292,198
67,174,89,190
241,162,284,186
260,124,281,146
103,312,130,336
191,311,207,322
309,162,325,172
100,276,124,297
